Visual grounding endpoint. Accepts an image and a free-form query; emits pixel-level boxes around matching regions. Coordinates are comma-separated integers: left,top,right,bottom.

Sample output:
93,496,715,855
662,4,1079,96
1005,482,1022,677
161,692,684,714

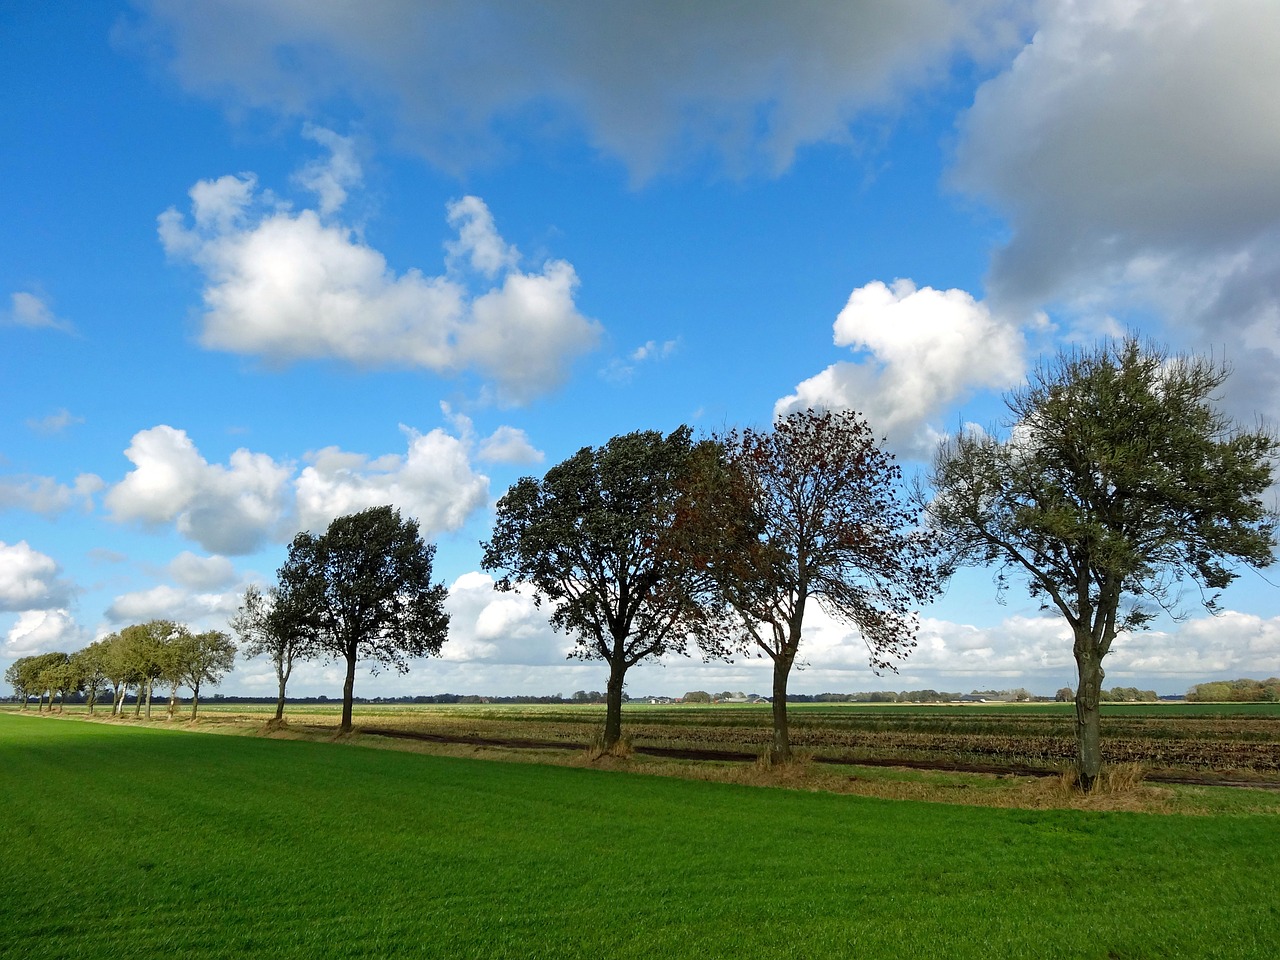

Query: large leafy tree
482,427,711,750
929,338,1278,789
275,506,450,734
690,409,939,761
71,641,111,715
230,584,313,721
120,620,185,719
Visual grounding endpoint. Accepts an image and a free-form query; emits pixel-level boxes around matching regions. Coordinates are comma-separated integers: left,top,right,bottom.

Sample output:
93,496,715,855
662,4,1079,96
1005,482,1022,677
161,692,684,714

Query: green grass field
2,713,1277,958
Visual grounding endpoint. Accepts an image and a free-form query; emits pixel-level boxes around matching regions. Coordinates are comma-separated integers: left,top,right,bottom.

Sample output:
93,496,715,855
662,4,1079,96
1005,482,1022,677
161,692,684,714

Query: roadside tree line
6,336,1274,793
4,621,235,719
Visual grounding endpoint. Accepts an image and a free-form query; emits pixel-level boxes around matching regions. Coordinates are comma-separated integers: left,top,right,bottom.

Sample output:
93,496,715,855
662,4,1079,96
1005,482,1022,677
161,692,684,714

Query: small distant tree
482,428,712,750
32,652,72,712
1055,686,1074,702
275,506,450,734
930,338,1278,790
5,657,38,708
71,641,110,715
683,691,712,703
100,632,138,715
230,585,313,721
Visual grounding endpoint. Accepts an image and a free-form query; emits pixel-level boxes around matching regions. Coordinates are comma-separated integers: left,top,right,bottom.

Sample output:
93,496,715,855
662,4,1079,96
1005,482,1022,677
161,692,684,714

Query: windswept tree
120,620,185,719
180,630,237,719
275,506,450,734
230,584,312,721
689,409,940,761
71,641,110,715
101,632,139,715
31,652,72,712
483,427,716,751
4,657,38,708
929,338,1278,790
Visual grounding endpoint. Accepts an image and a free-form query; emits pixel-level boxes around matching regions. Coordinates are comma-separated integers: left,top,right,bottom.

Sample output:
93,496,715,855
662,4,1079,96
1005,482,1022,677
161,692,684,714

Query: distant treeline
1185,678,1280,702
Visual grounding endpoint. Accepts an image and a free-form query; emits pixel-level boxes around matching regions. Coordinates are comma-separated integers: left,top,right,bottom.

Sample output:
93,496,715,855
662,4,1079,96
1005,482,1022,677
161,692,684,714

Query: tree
180,630,236,719
5,657,38,708
100,632,139,715
929,338,1278,790
71,641,111,715
275,506,450,734
29,652,71,712
230,584,313,721
482,428,711,750
1055,686,1075,702
690,409,940,761
683,690,712,703
119,621,184,719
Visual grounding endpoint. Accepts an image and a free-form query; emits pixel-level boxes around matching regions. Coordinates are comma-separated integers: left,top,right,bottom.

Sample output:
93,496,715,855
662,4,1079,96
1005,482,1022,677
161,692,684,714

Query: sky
3,0,1279,700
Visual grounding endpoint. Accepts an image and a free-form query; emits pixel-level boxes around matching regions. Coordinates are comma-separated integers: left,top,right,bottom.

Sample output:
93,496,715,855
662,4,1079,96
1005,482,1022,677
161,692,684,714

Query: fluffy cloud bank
159,134,599,404
777,279,1028,455
104,415,507,555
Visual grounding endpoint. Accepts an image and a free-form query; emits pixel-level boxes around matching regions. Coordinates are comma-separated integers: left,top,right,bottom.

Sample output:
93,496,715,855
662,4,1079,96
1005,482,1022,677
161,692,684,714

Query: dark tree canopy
691,409,940,760
929,337,1278,789
481,427,711,749
276,505,450,733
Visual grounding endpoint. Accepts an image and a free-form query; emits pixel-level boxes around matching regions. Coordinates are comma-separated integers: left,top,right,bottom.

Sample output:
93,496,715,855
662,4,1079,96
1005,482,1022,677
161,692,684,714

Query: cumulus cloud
776,279,1029,455
106,584,240,626
4,291,73,332
159,156,600,403
104,425,294,555
124,0,1022,179
476,426,543,466
0,473,103,516
4,609,88,657
294,123,362,215
168,551,238,590
440,572,569,665
0,541,73,611
951,0,1280,419
295,425,490,536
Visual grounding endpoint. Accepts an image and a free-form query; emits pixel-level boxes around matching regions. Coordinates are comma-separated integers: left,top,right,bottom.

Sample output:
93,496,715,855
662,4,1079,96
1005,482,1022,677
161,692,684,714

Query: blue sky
3,0,1278,699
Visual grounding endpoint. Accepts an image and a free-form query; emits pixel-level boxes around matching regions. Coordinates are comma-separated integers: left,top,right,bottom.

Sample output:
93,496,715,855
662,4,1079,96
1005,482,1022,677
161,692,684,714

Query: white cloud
295,124,362,215
0,474,103,516
439,572,569,665
105,584,240,627
160,160,600,404
476,426,544,466
4,609,88,657
26,408,84,435
125,1,1023,180
4,291,73,332
295,425,489,537
951,0,1280,419
105,425,293,555
0,541,73,611
169,551,238,590
776,279,1028,456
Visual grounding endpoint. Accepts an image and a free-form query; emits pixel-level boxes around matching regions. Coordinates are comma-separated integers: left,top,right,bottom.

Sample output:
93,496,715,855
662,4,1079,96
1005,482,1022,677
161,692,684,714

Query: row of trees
4,621,236,719
9,337,1269,793
1185,678,1280,702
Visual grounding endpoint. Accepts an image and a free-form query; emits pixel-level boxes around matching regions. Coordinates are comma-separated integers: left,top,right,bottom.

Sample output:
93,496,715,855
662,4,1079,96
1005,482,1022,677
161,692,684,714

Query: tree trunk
144,679,154,720
274,673,287,721
340,650,357,734
1074,641,1105,791
770,653,795,762
601,658,627,749
114,686,127,716
167,685,177,720
190,682,201,720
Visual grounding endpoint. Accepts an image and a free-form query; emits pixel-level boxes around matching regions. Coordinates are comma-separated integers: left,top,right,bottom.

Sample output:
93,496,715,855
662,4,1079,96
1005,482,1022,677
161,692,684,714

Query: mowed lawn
1,714,1276,959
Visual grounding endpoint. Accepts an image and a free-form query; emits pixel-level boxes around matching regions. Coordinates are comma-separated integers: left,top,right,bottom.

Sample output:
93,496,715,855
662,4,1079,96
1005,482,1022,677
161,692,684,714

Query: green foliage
930,337,1278,787
482,427,710,746
230,584,312,720
1187,678,1280,702
2,715,1279,959
276,505,449,732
